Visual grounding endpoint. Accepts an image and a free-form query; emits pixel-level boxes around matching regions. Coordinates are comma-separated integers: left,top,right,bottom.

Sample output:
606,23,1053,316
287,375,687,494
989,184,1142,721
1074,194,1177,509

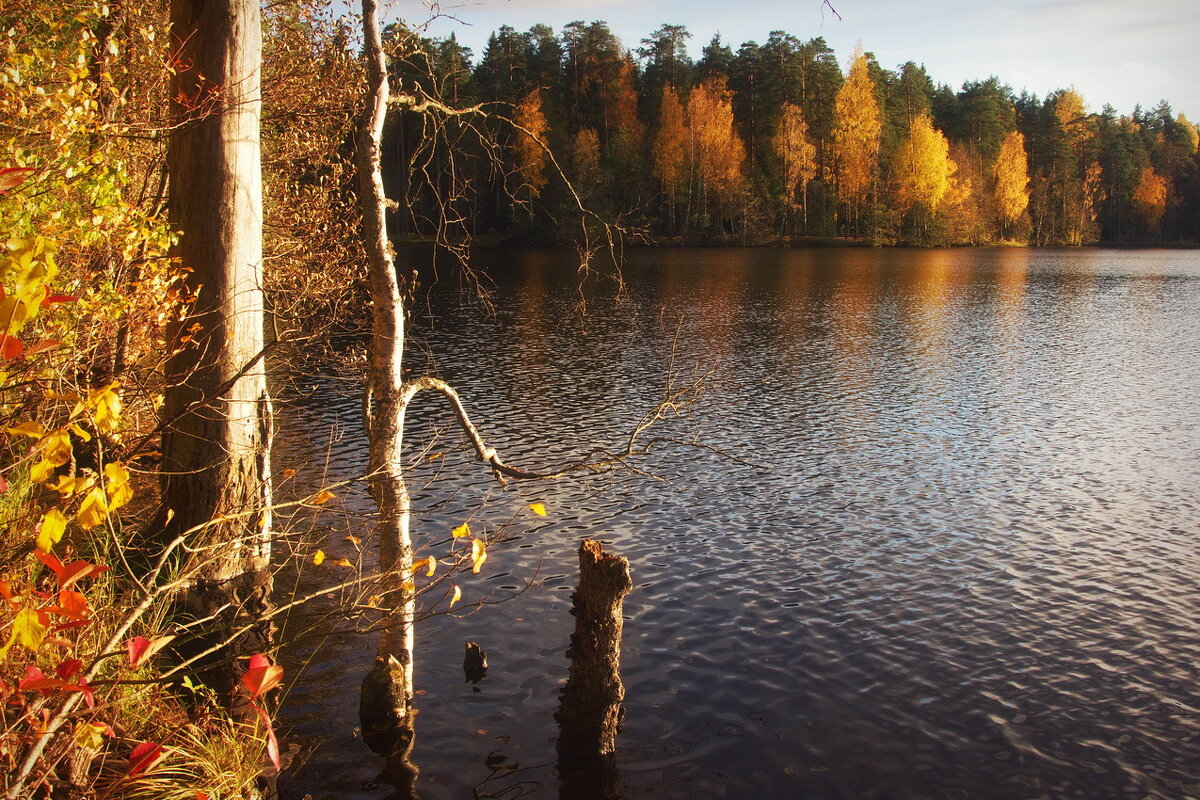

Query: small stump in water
555,538,633,757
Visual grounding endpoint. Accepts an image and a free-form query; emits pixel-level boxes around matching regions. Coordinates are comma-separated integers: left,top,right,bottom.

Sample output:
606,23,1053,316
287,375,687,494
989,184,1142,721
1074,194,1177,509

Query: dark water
274,247,1200,800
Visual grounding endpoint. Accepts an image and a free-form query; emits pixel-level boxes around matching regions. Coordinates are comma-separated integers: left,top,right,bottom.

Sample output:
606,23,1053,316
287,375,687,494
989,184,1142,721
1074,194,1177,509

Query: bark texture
556,539,633,757
163,0,274,692
356,0,416,753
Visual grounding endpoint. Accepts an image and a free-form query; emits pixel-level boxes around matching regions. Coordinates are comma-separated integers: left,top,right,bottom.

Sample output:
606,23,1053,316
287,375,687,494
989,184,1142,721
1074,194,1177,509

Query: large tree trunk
163,0,274,696
356,0,417,757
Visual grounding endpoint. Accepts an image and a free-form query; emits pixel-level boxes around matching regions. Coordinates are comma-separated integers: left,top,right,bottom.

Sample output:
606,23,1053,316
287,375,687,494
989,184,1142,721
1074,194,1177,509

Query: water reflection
276,247,1200,800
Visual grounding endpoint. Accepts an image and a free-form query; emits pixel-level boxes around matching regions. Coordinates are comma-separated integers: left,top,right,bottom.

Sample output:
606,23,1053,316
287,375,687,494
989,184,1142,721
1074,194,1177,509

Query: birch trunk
163,0,274,694
356,0,416,754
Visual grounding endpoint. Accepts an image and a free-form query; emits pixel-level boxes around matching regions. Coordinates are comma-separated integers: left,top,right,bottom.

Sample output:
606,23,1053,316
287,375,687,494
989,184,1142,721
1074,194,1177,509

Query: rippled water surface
275,247,1200,800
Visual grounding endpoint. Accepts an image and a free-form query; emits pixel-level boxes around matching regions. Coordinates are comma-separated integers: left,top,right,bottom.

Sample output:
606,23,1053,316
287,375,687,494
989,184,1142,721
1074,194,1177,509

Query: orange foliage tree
687,75,747,213
513,88,550,198
831,48,881,231
1132,166,1169,233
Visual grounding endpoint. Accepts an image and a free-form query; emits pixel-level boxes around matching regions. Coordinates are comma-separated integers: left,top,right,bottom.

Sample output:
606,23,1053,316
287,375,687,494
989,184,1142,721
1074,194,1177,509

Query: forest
389,21,1200,247
1,0,1197,797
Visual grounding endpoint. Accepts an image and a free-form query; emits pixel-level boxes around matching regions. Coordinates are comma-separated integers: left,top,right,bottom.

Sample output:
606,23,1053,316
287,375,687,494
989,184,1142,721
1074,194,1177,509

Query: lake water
274,247,1200,800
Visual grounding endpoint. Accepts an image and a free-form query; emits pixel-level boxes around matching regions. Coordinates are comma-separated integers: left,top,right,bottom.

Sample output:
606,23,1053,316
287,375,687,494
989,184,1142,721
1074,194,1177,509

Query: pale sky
390,0,1200,121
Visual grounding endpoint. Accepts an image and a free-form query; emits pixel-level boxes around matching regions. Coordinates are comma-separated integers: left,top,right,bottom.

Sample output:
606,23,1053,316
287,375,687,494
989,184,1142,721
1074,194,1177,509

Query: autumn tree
890,113,954,241
652,84,688,232
513,88,550,198
1132,165,1169,235
993,129,1031,239
831,48,882,232
687,75,747,233
773,102,818,231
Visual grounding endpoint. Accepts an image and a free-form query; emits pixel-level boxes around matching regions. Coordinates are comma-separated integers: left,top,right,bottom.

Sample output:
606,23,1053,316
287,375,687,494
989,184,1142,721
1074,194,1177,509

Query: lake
274,247,1200,800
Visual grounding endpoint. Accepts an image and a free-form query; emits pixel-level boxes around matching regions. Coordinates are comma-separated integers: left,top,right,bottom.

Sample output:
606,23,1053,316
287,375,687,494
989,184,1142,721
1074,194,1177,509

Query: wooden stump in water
555,538,633,757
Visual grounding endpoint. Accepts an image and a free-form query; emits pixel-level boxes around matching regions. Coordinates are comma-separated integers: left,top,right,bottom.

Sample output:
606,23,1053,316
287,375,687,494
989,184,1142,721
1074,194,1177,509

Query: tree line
388,21,1200,246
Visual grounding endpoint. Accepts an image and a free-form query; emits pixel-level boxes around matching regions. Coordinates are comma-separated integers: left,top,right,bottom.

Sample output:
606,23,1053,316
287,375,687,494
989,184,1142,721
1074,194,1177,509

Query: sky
386,0,1200,121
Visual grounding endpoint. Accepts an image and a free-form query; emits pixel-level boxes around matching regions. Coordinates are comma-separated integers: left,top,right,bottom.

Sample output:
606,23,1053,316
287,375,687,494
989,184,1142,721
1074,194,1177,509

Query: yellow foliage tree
1132,166,1168,232
893,113,954,214
831,48,882,220
653,84,688,202
513,89,550,197
686,75,747,206
773,102,818,213
993,130,1030,237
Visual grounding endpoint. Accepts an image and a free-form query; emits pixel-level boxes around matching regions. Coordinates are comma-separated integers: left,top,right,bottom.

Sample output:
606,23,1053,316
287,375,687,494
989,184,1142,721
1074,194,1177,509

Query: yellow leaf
14,607,45,651
311,549,325,566
425,555,437,577
6,421,46,438
528,502,547,517
36,509,68,553
75,486,109,530
365,595,382,608
69,424,91,443
45,474,93,496
40,428,72,467
402,580,415,593
310,490,335,505
428,452,443,461
331,558,353,568
344,535,361,546
449,585,462,608
471,538,487,574
452,522,471,539
410,558,428,575
73,722,107,751
103,462,132,511
281,468,296,479
29,459,56,483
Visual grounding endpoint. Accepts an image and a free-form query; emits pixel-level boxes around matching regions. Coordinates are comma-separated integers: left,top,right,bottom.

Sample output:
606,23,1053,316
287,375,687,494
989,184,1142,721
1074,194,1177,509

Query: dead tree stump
555,538,633,757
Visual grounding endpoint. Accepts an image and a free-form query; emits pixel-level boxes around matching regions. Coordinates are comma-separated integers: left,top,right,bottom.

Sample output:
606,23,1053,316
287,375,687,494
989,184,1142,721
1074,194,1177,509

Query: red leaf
127,741,166,777
40,295,78,306
242,655,283,700
19,666,79,694
0,167,36,194
0,335,24,360
0,475,8,493
0,580,17,610
35,552,65,579
55,658,83,680
58,559,109,590
54,589,90,620
126,634,175,669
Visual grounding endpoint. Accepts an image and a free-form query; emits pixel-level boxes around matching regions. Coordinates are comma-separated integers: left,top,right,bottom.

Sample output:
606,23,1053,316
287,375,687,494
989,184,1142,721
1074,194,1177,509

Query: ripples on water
274,248,1200,800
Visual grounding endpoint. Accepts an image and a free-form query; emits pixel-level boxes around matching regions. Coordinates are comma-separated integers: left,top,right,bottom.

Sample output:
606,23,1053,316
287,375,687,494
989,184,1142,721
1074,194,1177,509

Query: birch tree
831,48,881,231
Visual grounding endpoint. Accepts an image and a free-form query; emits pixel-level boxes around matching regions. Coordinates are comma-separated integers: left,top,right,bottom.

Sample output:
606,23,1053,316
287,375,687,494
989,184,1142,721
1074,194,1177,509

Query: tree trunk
163,0,274,696
356,0,416,756
556,539,633,757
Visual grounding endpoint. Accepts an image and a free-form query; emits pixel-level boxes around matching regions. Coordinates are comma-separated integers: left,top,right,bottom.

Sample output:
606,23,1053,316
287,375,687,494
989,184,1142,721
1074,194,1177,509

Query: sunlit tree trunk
163,0,274,694
356,0,416,755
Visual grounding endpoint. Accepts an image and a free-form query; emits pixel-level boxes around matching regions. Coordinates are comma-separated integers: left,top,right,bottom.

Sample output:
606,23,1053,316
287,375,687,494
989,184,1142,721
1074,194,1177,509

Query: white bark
357,0,415,745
